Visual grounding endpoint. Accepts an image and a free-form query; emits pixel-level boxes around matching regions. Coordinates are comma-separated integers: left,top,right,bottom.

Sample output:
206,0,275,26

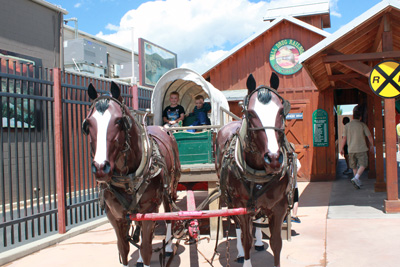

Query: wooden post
373,97,386,192
208,181,223,240
382,17,400,212
131,84,139,110
54,68,66,233
384,98,400,213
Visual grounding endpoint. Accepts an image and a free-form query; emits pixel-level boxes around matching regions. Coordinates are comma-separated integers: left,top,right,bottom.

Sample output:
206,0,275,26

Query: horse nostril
91,163,97,173
103,162,111,174
278,153,283,164
264,153,271,164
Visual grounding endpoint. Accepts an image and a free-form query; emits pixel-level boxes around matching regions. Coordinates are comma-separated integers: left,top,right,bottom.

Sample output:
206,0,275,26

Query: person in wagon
162,91,185,128
186,95,211,132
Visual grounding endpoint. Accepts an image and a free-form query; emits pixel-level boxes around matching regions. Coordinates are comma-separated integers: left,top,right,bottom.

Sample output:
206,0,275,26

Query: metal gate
0,59,148,250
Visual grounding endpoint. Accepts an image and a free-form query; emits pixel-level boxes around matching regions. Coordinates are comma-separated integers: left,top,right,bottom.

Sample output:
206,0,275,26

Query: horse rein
83,95,133,174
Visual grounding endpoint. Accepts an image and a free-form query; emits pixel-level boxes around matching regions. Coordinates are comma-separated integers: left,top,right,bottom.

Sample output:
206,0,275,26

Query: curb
0,217,109,266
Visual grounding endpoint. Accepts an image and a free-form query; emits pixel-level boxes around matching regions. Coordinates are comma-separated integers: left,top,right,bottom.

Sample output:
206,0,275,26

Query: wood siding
204,20,335,181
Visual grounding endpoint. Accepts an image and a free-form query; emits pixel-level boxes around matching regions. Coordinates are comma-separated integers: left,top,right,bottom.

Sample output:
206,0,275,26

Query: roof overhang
32,0,68,15
298,0,400,95
264,0,330,28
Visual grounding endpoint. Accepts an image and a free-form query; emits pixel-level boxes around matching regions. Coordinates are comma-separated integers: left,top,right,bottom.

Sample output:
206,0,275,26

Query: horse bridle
82,95,134,177
241,86,291,152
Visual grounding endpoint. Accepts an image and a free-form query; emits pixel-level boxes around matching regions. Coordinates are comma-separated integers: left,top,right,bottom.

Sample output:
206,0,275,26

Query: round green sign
269,39,304,75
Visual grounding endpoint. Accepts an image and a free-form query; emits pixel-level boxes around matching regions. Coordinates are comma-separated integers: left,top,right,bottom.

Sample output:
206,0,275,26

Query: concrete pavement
2,159,400,267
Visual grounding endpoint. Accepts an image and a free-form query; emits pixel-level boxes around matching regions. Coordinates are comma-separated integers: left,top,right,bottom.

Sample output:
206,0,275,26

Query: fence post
53,68,66,233
132,84,139,110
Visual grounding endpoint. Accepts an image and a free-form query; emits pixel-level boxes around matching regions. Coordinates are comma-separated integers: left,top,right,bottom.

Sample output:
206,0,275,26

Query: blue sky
49,0,383,73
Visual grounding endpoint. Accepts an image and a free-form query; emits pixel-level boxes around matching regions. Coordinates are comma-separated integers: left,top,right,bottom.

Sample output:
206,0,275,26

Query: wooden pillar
208,181,223,240
367,96,376,179
131,84,139,110
373,97,386,192
382,15,400,212
54,68,66,233
384,98,400,213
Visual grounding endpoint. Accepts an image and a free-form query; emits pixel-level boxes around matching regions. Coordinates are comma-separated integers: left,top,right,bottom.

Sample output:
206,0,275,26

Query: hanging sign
312,109,329,147
269,39,304,75
369,60,400,98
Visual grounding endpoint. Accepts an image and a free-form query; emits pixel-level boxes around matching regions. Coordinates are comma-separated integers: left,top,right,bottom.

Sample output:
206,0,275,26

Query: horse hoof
165,251,173,257
255,245,265,251
236,256,244,263
136,262,144,267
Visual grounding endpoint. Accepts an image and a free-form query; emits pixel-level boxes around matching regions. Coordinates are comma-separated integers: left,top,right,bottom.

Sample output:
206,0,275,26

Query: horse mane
95,98,110,114
257,88,272,104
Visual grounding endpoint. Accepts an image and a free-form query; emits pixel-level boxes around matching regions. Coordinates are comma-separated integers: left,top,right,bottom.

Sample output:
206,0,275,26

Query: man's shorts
348,152,368,169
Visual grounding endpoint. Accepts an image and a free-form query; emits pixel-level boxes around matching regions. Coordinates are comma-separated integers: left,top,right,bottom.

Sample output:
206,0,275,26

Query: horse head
242,73,290,173
82,82,134,183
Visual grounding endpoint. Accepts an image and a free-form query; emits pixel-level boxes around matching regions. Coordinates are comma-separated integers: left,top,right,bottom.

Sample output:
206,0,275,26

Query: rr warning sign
369,60,400,98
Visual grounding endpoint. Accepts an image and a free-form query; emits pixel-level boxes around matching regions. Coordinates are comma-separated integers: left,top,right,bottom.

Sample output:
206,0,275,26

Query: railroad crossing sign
369,60,400,98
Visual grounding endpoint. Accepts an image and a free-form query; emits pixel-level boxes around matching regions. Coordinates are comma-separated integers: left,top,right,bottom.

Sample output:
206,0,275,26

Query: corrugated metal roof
202,16,330,75
263,0,329,21
299,0,400,64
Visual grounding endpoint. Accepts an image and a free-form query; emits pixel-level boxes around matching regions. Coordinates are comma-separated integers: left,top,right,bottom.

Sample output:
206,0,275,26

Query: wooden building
203,12,331,181
299,0,400,213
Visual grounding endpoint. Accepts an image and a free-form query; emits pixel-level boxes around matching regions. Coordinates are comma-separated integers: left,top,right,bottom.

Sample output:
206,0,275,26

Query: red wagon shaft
127,207,248,221
126,190,249,221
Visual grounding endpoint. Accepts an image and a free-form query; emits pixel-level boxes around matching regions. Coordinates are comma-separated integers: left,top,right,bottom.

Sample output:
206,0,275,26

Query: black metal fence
0,60,152,250
138,85,152,110
0,60,57,249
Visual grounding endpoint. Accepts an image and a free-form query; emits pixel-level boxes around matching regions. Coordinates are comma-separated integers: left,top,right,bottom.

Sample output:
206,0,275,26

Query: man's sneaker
351,177,361,189
291,216,301,223
343,169,353,175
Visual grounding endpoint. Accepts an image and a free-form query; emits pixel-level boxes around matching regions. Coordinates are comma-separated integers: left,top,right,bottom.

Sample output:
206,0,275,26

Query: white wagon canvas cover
151,68,229,126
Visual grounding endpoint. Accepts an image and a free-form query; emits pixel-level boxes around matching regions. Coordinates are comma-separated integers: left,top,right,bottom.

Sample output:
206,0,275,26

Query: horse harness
84,96,174,213
219,86,297,212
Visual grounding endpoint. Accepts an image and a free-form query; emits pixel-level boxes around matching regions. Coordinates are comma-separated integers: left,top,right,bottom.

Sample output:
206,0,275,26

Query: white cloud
105,23,119,31
329,0,341,18
74,3,82,8
96,0,339,74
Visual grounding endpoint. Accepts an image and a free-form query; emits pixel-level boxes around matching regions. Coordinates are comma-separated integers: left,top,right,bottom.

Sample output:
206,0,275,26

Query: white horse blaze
253,98,280,153
93,110,111,164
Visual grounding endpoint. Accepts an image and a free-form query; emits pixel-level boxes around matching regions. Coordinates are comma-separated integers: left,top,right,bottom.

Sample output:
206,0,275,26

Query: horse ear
110,81,121,100
246,74,257,94
88,83,98,100
270,72,279,90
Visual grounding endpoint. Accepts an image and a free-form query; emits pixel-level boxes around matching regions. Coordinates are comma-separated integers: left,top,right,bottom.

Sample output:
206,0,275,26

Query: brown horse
82,82,181,267
215,73,295,267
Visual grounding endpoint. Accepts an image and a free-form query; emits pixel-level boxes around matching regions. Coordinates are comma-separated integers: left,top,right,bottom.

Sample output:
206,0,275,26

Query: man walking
340,106,374,189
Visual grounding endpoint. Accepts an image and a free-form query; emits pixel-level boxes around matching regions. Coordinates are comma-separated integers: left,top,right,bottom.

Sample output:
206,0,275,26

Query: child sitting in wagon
185,95,211,132
162,91,185,128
